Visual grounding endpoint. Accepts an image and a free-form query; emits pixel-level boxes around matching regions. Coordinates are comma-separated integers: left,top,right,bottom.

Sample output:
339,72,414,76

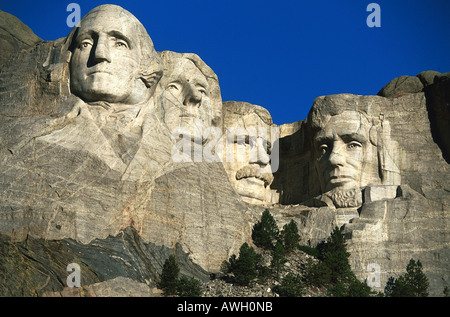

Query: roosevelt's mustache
235,164,274,186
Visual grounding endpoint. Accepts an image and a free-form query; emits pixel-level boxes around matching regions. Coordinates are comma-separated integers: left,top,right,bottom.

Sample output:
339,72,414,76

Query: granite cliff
0,5,448,296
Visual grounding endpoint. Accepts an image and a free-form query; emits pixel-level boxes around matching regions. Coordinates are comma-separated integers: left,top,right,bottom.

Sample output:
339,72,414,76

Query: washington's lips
87,69,113,76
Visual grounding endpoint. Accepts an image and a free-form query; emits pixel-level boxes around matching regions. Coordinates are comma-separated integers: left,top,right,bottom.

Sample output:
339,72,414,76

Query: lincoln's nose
328,142,346,167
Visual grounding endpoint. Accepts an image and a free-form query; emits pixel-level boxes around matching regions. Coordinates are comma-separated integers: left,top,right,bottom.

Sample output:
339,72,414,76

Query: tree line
157,209,432,297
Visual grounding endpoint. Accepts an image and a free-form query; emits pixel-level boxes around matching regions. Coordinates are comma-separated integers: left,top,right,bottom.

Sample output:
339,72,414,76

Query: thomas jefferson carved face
70,6,151,104
160,55,213,139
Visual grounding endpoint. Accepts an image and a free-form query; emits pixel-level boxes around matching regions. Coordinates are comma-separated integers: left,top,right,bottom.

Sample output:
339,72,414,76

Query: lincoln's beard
325,187,362,208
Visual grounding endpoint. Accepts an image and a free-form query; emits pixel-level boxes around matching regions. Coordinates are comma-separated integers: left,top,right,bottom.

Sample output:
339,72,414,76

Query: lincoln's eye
319,144,328,154
347,141,362,150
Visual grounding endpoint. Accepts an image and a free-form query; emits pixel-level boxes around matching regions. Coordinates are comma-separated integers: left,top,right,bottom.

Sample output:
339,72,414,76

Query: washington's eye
319,144,328,154
79,41,92,49
347,141,362,150
115,40,128,48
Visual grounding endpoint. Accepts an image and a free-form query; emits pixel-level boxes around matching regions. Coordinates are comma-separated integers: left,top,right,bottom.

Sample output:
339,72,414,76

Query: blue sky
2,0,449,125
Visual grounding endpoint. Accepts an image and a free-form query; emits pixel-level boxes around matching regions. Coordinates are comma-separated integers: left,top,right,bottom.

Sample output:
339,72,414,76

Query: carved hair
222,101,273,127
307,94,382,147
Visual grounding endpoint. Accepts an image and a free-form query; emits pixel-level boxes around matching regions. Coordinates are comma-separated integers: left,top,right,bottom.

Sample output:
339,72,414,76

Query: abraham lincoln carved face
308,95,385,208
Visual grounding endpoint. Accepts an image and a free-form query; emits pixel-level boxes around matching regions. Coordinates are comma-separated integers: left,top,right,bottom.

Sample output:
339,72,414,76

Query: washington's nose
183,83,202,107
93,40,111,63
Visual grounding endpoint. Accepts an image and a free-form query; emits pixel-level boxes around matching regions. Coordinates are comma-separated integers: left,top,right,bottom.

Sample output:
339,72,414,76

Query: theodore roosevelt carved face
69,5,161,105
222,102,275,205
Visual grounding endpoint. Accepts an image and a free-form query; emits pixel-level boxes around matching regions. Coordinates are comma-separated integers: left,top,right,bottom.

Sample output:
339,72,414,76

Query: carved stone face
313,111,376,193
160,57,213,137
70,7,148,104
223,107,273,204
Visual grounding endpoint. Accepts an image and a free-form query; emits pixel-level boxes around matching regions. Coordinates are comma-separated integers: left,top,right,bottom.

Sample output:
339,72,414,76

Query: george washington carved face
69,5,161,105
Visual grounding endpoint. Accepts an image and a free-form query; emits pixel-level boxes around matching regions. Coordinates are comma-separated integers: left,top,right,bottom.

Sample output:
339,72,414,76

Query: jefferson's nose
183,83,202,108
93,38,111,63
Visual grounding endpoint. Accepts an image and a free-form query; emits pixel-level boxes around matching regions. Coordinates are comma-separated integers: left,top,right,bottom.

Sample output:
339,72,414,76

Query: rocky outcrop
0,10,42,69
377,70,450,98
1,226,209,296
0,6,448,297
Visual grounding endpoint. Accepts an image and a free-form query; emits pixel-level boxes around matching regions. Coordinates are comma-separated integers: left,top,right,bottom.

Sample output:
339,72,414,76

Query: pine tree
280,220,300,254
177,276,202,297
323,227,352,284
346,277,372,297
304,226,371,296
270,240,287,277
159,255,180,296
388,259,429,297
324,248,353,284
405,259,429,297
304,258,332,287
233,242,261,286
324,226,349,257
277,273,304,297
252,209,279,250
384,276,396,297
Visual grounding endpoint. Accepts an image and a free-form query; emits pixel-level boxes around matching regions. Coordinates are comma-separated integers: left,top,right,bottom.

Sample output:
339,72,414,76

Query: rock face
270,78,450,296
0,10,43,69
0,5,449,296
0,5,251,295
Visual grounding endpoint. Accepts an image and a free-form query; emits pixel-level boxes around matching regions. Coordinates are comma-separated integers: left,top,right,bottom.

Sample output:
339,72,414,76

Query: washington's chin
72,75,136,103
